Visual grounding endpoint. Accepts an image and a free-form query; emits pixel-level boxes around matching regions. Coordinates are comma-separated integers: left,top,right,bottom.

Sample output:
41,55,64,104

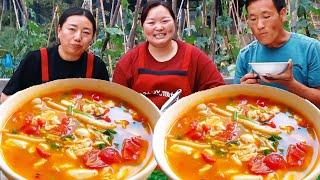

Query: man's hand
240,72,260,84
259,59,294,86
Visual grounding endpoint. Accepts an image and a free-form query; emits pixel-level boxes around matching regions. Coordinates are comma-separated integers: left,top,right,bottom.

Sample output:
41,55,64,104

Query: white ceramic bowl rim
249,62,289,64
249,62,289,65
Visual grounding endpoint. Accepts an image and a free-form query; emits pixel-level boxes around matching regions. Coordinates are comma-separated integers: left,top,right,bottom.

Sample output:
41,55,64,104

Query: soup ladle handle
160,89,182,113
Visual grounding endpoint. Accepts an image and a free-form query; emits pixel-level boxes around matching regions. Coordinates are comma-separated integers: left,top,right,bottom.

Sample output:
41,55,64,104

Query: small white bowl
249,62,289,76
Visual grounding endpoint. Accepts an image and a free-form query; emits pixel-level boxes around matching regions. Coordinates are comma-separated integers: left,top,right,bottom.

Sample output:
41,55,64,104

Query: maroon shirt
113,40,225,107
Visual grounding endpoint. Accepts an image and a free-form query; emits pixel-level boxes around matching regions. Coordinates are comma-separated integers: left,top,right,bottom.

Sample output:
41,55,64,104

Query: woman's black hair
58,7,96,35
140,0,176,26
245,0,286,13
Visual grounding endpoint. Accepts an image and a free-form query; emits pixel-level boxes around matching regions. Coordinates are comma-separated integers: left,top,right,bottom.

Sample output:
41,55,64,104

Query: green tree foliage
0,0,319,78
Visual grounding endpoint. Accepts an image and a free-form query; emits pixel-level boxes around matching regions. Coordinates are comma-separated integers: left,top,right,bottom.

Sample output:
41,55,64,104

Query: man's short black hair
245,0,286,13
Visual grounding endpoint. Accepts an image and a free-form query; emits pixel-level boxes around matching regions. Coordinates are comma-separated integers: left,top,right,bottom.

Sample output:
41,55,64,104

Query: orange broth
166,95,319,179
1,90,153,179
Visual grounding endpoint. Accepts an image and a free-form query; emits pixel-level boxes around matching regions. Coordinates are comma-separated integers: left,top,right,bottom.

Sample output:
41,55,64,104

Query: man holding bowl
234,0,320,107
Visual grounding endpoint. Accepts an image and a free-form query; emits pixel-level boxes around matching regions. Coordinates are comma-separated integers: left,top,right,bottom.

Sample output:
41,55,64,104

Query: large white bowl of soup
0,78,161,180
153,84,320,180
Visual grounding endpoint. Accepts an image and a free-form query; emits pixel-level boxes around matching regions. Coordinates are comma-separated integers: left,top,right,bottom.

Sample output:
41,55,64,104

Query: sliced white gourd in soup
67,169,98,179
5,139,28,149
232,174,263,180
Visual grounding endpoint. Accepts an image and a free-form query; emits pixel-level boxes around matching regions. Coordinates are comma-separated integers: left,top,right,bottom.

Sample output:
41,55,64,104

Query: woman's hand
0,93,9,103
240,72,260,84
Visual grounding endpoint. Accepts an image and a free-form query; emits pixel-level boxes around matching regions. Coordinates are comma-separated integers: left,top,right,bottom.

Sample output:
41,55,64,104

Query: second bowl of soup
153,84,320,180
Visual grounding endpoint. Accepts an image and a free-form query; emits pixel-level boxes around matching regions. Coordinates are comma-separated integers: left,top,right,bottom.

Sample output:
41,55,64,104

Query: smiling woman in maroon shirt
1,7,109,103
112,0,224,108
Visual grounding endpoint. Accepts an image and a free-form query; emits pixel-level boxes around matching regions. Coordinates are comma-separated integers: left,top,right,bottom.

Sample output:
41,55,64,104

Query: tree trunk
127,0,141,50
47,6,58,47
186,0,190,36
99,0,107,30
110,0,120,27
290,0,299,32
95,7,98,42
19,0,28,25
11,0,20,28
110,0,115,22
15,0,25,26
210,0,216,60
177,4,185,38
119,5,127,51
0,0,6,30
202,0,207,27
82,0,92,12
102,0,120,51
102,0,121,75
172,0,177,16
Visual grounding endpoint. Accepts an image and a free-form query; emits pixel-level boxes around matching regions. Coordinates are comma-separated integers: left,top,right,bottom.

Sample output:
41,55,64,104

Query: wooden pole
127,0,141,50
102,0,120,51
11,0,20,28
210,0,216,60
47,6,59,47
110,0,120,27
172,0,177,16
186,0,190,36
119,5,127,51
110,0,115,22
202,0,207,27
15,0,26,26
0,0,6,30
95,8,99,42
290,0,299,32
99,0,107,30
20,0,29,24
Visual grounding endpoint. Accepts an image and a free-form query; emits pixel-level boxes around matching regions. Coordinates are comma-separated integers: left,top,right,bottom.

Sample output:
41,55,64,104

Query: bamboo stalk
20,0,28,23
230,1,243,48
102,0,120,52
47,6,59,47
172,0,177,16
99,0,107,30
210,0,216,60
0,0,5,30
127,0,141,50
110,0,120,27
110,0,115,22
202,0,207,27
290,0,299,32
14,0,26,26
11,0,20,28
177,0,185,38
119,5,127,50
186,0,190,36
95,8,98,42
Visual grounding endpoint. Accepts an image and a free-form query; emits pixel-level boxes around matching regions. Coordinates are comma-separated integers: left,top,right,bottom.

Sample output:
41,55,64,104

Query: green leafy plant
147,170,168,180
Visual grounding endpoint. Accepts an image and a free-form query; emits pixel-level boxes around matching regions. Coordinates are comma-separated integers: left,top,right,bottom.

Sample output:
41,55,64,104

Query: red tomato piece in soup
263,153,286,170
185,121,211,141
214,122,239,142
20,115,41,136
287,142,311,167
83,150,108,169
247,155,273,175
91,93,101,101
36,147,51,159
99,148,122,164
122,136,146,162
